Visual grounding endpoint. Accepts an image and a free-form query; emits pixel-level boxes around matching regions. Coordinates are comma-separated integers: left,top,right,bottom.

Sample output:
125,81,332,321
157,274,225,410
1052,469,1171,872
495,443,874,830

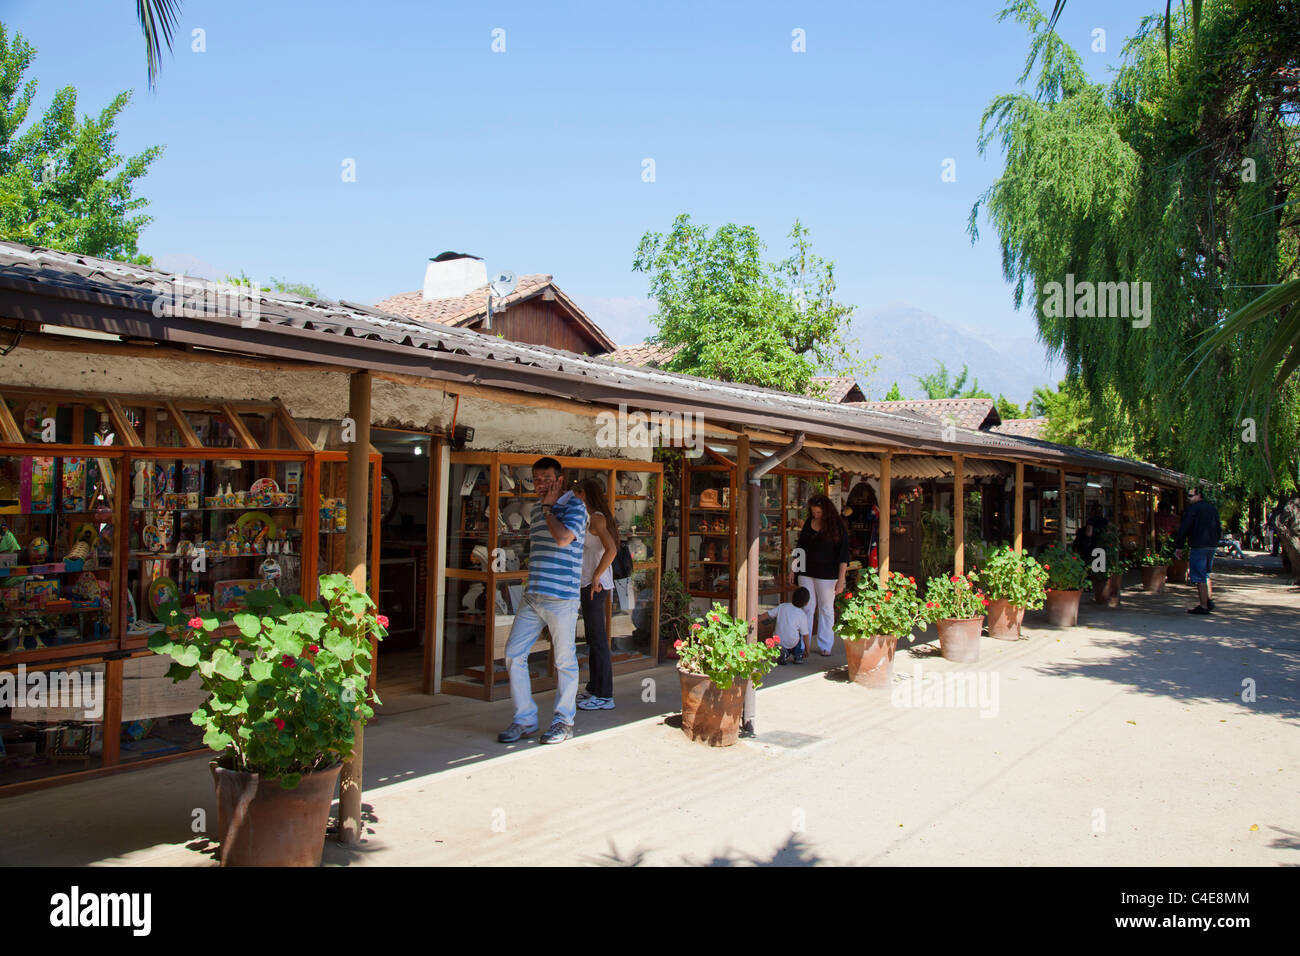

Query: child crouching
768,587,811,664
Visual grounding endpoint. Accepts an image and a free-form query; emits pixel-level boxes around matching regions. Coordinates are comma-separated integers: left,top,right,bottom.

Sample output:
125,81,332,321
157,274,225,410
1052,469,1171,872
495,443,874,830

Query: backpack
610,543,634,580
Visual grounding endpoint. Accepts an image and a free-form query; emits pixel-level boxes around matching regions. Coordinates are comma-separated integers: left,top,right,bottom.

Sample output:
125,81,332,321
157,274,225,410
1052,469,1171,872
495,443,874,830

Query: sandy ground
2,561,1296,867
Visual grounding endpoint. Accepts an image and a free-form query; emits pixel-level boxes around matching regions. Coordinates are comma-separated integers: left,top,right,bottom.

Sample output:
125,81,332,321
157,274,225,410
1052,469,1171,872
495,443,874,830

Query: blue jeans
505,591,580,728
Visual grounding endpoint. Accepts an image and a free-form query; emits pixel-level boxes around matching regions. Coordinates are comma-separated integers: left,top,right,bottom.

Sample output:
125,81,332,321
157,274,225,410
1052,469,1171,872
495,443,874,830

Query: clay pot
1092,573,1122,607
1140,565,1168,593
211,760,342,867
985,599,1025,640
1044,589,1082,627
678,669,748,747
936,617,983,662
1167,558,1189,583
843,635,897,688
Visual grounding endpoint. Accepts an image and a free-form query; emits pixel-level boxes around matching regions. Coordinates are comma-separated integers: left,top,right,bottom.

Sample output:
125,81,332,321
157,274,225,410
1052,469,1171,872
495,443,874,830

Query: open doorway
370,428,434,697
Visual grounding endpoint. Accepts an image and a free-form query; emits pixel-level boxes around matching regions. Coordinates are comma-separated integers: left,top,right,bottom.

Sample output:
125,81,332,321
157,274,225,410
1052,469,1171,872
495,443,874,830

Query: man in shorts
1174,486,1221,615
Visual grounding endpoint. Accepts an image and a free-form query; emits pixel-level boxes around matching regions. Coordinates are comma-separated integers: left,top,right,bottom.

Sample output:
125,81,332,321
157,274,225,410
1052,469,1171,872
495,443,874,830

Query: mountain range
575,296,1065,407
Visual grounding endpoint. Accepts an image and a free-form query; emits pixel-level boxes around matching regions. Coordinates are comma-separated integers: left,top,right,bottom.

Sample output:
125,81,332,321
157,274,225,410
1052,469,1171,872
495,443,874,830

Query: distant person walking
498,457,588,745
790,494,849,657
574,478,618,711
1173,486,1221,615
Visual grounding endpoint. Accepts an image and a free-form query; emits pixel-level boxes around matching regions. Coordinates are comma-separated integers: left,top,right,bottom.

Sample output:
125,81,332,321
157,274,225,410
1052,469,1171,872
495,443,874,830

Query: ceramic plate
147,576,180,615
249,478,280,497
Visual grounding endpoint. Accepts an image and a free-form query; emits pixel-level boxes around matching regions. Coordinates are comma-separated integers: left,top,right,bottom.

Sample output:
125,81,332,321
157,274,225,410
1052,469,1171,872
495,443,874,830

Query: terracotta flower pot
936,617,983,662
985,599,1025,640
1044,589,1082,627
210,760,342,867
843,635,897,687
1140,565,1168,593
1167,558,1189,583
1092,573,1122,607
678,669,748,747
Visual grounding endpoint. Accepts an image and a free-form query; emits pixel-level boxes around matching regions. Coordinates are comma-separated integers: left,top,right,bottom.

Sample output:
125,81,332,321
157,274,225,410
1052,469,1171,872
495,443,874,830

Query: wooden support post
1059,468,1067,545
100,658,123,767
734,434,750,629
878,453,892,585
338,371,371,846
1013,462,1025,553
953,455,965,576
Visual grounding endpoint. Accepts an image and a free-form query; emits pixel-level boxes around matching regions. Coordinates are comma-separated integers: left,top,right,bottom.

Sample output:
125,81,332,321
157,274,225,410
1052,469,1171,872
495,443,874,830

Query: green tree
970,0,1300,563
914,361,992,400
883,382,906,401
633,214,860,393
995,395,1028,420
0,25,161,262
1033,378,1139,456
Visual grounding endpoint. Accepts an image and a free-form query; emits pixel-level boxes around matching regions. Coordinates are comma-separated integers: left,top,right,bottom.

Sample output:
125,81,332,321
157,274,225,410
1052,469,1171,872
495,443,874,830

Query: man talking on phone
498,457,588,745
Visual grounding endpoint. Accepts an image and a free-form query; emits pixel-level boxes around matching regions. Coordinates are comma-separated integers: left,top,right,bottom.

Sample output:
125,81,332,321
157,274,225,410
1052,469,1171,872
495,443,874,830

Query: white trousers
797,575,838,654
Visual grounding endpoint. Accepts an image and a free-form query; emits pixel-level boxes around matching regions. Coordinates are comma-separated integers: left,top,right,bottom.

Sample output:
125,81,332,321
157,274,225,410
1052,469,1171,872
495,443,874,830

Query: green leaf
249,658,273,681
233,613,261,639
203,726,233,751
211,648,244,681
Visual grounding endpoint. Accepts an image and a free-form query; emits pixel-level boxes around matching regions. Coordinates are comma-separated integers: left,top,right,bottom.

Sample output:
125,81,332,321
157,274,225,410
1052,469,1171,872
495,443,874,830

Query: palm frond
136,0,182,89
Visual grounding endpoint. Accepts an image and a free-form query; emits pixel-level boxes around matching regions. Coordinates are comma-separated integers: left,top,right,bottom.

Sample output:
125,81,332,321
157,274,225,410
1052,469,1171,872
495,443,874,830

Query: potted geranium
1089,526,1126,607
1038,543,1089,626
149,574,385,866
837,572,923,688
1137,537,1173,592
675,603,779,747
977,545,1048,640
920,571,989,662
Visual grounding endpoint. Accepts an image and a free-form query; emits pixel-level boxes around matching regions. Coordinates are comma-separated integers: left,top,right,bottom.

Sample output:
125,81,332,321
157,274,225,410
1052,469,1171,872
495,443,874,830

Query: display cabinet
682,449,736,612
442,451,662,701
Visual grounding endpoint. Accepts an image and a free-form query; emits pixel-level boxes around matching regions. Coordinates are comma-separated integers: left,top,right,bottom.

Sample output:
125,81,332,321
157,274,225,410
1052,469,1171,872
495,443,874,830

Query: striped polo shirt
526,490,588,598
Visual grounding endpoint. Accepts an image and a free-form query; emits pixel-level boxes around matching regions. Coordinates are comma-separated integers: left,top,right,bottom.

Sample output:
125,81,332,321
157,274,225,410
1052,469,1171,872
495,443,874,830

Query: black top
1174,499,1221,550
796,518,850,580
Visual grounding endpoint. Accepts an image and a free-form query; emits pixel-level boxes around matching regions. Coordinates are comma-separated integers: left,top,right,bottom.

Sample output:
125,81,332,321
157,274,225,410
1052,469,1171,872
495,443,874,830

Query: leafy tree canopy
914,361,992,400
633,214,864,394
883,382,906,401
971,0,1300,496
0,24,161,262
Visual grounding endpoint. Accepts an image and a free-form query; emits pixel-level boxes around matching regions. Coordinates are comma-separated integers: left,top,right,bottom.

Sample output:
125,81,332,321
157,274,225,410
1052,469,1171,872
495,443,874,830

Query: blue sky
4,0,1158,357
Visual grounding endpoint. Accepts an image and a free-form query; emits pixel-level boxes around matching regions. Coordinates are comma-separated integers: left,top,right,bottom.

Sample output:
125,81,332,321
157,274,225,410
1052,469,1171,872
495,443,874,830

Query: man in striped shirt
498,457,589,745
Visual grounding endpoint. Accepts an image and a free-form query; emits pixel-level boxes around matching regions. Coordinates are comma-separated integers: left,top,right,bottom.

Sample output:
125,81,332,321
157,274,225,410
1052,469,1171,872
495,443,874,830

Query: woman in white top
574,478,619,710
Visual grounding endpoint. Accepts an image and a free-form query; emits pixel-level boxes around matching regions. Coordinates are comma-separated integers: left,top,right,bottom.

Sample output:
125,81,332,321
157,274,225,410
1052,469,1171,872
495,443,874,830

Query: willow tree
971,0,1300,567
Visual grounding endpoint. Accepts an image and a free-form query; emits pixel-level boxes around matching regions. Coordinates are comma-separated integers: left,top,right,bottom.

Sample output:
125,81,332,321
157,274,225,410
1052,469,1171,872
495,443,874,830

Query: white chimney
423,252,488,301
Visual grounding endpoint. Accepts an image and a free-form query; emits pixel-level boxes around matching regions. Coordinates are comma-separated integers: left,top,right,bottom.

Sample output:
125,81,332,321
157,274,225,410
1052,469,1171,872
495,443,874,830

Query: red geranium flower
908,576,915,584
188,617,204,628
308,644,319,654
273,717,285,731
691,623,702,631
738,650,745,659
843,592,853,600
885,591,894,600
673,639,683,649
377,614,389,628
709,613,720,622
765,637,778,648
951,575,960,583
1044,564,1051,570
281,654,295,669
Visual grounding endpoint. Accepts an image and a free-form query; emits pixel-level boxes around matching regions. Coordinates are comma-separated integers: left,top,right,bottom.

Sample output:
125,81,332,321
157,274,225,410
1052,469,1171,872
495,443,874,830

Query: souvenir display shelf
0,386,351,792
682,448,825,614
122,451,313,647
443,451,662,702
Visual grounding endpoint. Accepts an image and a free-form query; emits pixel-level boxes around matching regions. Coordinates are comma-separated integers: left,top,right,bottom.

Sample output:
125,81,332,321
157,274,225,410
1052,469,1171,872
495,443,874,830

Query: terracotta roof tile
848,398,1001,431
992,417,1048,439
606,341,680,367
374,274,553,328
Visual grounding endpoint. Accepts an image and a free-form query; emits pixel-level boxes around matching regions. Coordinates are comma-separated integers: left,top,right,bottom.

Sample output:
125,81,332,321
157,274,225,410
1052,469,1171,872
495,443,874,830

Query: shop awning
809,450,1009,480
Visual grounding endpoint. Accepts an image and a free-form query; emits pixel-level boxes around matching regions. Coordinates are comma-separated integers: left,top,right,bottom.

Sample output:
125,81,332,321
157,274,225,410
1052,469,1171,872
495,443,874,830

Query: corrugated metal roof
0,241,1190,487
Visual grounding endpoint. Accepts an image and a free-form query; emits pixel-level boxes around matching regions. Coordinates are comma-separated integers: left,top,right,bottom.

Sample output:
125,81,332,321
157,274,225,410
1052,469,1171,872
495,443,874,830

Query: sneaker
539,719,573,744
1208,600,1216,611
576,690,593,701
1188,605,1210,615
577,696,615,711
497,722,537,743
738,720,757,739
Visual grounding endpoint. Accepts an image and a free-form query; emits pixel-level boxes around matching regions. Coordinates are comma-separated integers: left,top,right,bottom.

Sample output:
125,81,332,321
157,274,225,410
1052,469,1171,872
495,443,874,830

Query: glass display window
0,453,119,659
0,660,106,787
124,454,307,640
442,452,662,701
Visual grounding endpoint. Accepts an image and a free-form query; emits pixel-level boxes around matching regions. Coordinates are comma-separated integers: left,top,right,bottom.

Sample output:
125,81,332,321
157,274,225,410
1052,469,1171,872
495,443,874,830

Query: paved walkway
2,562,1296,866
